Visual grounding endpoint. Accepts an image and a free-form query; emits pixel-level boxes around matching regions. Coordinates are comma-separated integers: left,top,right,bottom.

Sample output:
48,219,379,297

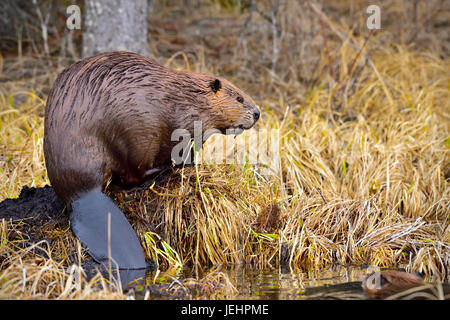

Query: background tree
0,0,40,52
82,0,149,58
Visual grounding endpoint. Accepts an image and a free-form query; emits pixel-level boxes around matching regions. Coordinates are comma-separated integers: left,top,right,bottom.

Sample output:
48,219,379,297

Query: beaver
44,51,260,269
362,270,424,298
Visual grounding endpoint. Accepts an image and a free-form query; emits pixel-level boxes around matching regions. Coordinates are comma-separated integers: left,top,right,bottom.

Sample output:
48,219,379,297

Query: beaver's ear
210,79,222,93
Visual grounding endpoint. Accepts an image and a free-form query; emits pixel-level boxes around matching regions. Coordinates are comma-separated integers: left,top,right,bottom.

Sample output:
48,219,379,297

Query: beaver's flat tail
70,189,147,269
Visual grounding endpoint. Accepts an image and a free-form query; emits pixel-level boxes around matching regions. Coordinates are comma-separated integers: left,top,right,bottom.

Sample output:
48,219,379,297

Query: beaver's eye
236,96,244,103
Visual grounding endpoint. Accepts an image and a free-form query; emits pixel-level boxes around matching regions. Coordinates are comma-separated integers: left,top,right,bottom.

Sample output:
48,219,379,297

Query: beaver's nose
253,109,260,122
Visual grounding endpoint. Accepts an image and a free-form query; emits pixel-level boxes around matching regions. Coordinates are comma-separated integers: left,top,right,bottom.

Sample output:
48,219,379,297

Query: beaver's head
362,270,424,298
205,77,260,134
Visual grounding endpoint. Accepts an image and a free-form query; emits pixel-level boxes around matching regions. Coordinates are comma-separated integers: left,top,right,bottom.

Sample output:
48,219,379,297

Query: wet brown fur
44,51,258,204
362,270,424,298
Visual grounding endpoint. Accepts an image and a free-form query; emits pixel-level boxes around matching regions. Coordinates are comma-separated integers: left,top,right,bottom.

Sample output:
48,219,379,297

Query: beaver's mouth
220,125,244,135
219,117,258,135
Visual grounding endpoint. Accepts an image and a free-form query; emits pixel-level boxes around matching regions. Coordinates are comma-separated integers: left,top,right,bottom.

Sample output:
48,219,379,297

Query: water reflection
120,264,370,299
81,263,446,300
214,265,368,299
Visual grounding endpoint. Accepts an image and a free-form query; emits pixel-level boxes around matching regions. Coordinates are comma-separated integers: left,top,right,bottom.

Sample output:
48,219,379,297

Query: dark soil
0,185,67,250
0,185,154,287
0,185,82,269
0,169,175,284
0,168,175,254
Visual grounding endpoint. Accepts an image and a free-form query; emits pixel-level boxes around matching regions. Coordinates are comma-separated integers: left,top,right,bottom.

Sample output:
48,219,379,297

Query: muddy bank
0,186,67,257
0,168,174,263
0,186,65,222
0,186,223,296
0,185,154,289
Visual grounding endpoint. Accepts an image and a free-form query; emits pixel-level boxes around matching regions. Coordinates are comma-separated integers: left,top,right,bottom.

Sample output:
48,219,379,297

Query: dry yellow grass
0,0,449,299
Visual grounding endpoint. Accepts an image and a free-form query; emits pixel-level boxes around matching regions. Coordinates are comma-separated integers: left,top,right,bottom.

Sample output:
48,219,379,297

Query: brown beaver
362,270,424,298
44,51,260,269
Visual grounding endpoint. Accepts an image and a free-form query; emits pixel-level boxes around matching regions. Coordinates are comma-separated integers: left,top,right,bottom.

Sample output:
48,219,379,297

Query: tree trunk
82,0,149,58
0,0,36,51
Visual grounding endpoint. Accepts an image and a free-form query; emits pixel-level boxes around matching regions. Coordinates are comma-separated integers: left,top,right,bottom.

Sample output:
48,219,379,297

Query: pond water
82,263,450,300
108,264,374,300
221,265,367,300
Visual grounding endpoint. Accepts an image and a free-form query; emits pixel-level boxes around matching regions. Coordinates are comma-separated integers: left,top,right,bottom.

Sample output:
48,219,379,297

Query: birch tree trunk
82,0,149,58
